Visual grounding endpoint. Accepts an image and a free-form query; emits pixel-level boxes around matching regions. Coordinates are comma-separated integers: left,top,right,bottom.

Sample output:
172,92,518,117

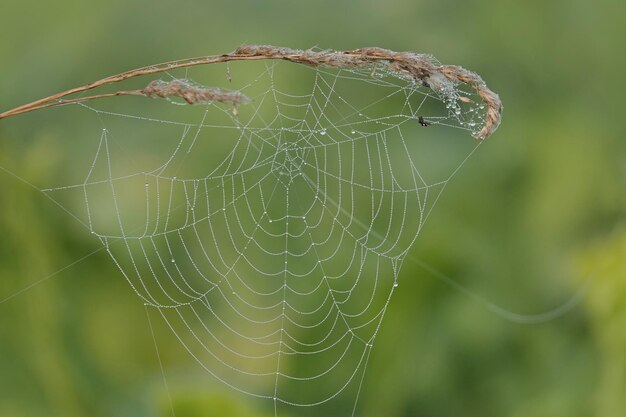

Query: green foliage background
0,0,624,416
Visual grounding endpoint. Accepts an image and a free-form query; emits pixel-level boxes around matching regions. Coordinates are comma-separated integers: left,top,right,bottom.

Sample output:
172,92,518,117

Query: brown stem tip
142,79,251,106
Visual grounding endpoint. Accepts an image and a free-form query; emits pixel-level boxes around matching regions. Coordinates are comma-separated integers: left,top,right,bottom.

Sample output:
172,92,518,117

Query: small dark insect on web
418,115,431,127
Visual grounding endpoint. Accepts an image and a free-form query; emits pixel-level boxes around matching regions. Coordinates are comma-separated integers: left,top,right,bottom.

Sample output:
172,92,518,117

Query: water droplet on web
351,130,356,134
393,282,398,288
171,259,176,263
320,128,327,136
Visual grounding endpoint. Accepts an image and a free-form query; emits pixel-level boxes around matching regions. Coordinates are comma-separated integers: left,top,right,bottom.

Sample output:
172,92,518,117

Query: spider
418,116,430,127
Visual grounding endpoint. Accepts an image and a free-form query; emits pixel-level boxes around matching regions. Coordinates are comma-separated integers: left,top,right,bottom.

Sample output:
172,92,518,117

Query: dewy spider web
5,46,502,416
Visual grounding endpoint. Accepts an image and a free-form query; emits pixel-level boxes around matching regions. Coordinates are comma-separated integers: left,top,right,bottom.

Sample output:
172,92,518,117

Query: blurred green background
0,0,625,416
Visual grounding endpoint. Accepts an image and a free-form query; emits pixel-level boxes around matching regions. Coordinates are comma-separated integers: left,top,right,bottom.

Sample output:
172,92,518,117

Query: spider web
42,58,486,415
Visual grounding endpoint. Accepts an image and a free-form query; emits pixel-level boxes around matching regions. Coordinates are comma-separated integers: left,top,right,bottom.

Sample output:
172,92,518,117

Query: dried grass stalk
142,79,250,106
0,45,502,139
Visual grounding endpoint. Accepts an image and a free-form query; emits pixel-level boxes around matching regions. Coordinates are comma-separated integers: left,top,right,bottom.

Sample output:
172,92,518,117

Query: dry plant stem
0,45,502,139
142,79,250,106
